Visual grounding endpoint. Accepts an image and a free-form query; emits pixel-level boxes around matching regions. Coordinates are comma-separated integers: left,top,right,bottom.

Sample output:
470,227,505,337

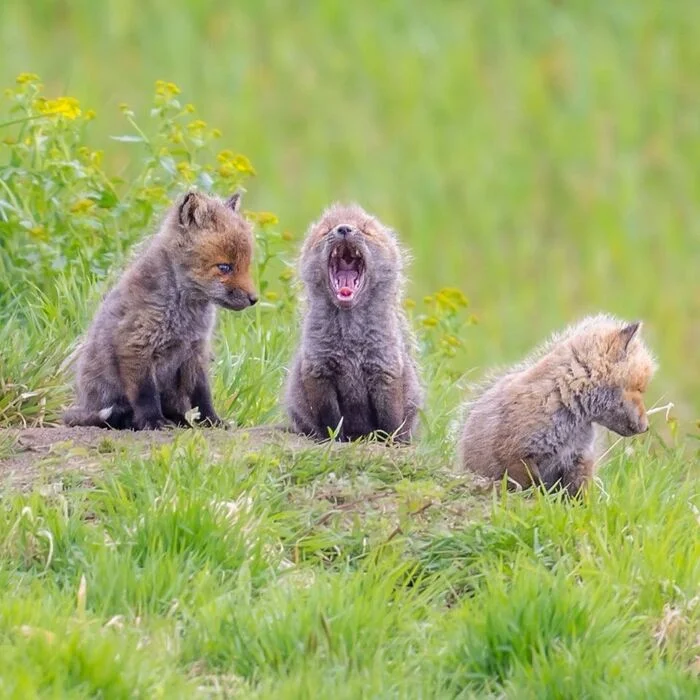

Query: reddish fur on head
189,230,256,298
556,315,656,434
572,316,656,389
162,190,258,309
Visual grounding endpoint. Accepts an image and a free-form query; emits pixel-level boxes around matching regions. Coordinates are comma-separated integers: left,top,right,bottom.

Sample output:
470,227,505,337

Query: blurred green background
1,0,698,415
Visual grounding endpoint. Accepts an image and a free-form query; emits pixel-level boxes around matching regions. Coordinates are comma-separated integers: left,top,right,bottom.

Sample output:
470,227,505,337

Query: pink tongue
336,270,357,290
339,287,353,298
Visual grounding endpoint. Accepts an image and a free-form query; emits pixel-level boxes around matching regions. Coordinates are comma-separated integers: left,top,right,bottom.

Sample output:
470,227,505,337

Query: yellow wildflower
29,225,47,239
249,211,278,227
279,269,294,282
155,80,181,97
436,287,468,309
70,198,94,214
187,119,207,132
232,154,255,174
218,163,236,178
435,296,457,313
421,316,438,328
55,96,81,119
38,96,81,120
183,103,195,113
211,128,222,138
16,72,40,85
168,128,183,144
84,109,96,120
176,161,195,180
404,298,416,310
139,185,167,202
423,295,434,305
2,136,17,145
216,150,255,175
281,230,294,241
265,291,280,301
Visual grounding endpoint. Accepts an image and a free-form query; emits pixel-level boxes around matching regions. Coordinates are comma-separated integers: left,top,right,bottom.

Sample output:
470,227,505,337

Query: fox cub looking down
285,204,422,442
64,190,257,430
458,315,656,494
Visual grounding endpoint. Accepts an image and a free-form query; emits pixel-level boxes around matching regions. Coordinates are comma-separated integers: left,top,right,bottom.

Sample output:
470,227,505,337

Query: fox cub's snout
598,388,649,437
299,204,402,311
593,321,653,438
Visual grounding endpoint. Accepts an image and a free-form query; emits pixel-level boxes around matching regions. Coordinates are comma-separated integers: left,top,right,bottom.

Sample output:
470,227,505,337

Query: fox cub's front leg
561,454,595,497
369,372,408,442
298,367,343,440
188,358,226,427
160,379,192,428
122,363,167,431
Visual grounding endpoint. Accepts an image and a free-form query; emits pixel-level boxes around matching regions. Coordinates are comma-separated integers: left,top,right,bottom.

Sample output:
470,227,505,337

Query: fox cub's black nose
335,225,352,237
248,294,258,306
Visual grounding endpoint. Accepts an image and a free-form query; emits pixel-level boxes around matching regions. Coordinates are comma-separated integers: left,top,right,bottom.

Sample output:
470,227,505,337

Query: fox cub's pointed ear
612,321,641,356
178,190,206,229
226,191,242,213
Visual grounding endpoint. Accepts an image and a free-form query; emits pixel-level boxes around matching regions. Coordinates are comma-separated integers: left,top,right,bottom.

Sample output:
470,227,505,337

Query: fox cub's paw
198,414,231,430
133,413,168,431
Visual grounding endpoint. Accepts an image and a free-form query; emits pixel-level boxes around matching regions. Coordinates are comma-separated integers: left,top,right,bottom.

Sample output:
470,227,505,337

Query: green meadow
0,1,698,697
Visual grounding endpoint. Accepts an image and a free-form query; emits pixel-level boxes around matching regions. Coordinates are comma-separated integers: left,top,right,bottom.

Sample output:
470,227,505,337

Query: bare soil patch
0,424,308,490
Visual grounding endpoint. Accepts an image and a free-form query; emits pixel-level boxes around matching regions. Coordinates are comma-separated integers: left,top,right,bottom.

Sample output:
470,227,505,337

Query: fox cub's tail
63,402,133,430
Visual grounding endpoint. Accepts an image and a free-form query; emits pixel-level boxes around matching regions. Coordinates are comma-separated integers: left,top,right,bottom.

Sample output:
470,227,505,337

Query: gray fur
285,204,422,442
64,190,256,430
458,315,656,494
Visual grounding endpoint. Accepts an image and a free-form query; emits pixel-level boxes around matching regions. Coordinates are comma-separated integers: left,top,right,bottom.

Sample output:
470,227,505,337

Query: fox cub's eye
217,263,233,274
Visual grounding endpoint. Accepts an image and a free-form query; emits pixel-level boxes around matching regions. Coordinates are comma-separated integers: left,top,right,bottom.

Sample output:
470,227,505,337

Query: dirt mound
0,424,305,490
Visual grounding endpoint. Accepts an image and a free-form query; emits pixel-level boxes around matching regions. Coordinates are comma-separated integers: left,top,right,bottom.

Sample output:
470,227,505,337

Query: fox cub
458,315,656,494
64,190,257,430
285,203,422,442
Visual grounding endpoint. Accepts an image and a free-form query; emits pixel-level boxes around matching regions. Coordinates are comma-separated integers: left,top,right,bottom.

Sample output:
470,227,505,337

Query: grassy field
0,1,698,697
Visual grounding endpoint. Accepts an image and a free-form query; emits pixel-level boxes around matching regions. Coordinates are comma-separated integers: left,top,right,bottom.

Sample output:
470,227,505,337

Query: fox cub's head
299,204,404,310
173,190,257,310
581,319,657,437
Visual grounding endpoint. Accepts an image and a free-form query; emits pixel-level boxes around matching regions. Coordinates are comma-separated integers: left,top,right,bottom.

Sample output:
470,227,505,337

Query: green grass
0,1,699,696
0,435,697,697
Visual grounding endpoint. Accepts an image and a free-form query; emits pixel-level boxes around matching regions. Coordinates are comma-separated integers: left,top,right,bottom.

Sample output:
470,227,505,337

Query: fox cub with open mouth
285,203,423,442
458,315,657,495
64,190,257,431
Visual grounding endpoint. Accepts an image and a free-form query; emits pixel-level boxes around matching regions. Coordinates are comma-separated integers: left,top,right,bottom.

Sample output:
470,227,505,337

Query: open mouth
329,241,365,306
